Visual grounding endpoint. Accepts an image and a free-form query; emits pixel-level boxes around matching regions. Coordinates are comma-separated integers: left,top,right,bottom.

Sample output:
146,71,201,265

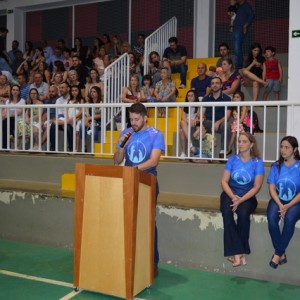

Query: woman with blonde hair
220,132,264,267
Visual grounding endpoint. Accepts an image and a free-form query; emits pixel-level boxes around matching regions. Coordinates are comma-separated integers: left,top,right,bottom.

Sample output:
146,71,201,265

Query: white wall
287,0,300,139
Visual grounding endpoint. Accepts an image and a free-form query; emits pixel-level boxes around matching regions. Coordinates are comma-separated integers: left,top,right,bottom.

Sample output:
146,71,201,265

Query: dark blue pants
171,64,188,85
267,199,300,256
220,192,257,257
232,28,245,69
50,123,73,151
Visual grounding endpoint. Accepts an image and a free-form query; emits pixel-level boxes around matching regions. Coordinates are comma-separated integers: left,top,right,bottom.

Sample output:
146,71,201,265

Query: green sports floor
0,239,299,300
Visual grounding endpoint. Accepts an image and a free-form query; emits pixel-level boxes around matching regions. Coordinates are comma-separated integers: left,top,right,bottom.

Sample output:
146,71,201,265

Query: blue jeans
267,199,300,256
171,64,187,85
220,192,257,256
232,28,245,69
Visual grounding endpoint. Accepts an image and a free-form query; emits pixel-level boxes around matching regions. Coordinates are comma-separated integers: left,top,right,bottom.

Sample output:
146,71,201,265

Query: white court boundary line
0,269,146,300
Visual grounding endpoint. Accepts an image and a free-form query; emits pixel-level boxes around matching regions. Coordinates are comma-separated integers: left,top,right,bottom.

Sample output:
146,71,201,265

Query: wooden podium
74,164,156,299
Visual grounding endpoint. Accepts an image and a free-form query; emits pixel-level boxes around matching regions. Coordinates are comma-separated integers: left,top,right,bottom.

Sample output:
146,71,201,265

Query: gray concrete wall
1,188,299,286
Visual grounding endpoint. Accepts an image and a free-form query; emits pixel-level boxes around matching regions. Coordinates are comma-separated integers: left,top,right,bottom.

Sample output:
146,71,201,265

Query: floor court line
0,269,73,288
60,290,82,300
0,269,147,300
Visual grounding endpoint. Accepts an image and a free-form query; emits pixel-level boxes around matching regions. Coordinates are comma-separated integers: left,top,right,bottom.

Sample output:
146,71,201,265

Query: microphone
120,128,133,148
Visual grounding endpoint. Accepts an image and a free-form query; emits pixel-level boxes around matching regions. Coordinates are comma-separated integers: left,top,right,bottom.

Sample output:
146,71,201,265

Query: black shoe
269,255,279,269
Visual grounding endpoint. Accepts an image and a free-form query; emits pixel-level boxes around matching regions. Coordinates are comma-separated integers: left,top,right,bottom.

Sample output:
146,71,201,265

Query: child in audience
179,89,200,159
141,74,155,102
263,46,283,101
190,120,214,162
227,0,239,32
227,91,247,155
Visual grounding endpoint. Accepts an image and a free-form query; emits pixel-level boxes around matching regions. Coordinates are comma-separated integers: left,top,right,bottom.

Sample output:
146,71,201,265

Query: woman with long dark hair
2,84,26,149
241,43,268,101
179,89,199,159
267,136,300,268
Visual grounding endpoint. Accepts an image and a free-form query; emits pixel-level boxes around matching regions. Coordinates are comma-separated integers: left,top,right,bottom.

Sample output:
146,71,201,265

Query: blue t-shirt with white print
225,154,265,197
267,160,300,202
117,126,165,176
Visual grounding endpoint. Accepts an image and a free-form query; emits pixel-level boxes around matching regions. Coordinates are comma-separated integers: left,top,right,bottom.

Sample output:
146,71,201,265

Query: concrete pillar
194,0,216,58
287,0,300,139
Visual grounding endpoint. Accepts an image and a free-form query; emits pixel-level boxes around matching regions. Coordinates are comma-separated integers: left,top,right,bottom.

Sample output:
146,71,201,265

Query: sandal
269,254,279,269
279,254,287,265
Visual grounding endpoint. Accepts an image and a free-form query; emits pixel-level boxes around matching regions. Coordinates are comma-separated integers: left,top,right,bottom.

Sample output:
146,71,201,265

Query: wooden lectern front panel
133,183,152,295
79,175,126,297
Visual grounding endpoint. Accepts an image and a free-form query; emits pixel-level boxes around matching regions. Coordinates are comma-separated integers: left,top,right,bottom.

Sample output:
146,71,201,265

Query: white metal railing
0,101,295,163
102,53,129,140
143,16,177,75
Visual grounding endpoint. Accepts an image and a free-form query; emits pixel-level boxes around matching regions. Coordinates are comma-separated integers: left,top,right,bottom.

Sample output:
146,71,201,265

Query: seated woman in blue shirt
267,136,300,269
220,132,265,267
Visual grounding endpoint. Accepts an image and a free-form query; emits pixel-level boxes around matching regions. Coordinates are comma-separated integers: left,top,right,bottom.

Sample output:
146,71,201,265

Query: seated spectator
17,74,30,100
40,39,53,66
16,60,34,84
20,88,43,150
190,120,214,163
0,74,11,104
141,75,155,102
8,40,22,62
84,68,103,102
241,43,268,101
51,73,64,96
122,73,145,104
49,82,73,151
263,46,283,101
30,72,49,101
68,85,84,152
42,85,60,144
154,67,176,102
92,38,104,58
128,52,140,75
93,47,105,76
221,58,243,98
71,37,90,66
190,63,212,100
11,50,25,76
121,41,132,54
37,62,51,86
145,51,170,87
31,47,45,72
68,69,84,94
122,74,145,126
133,33,145,63
57,39,67,51
99,55,112,82
153,67,176,117
2,84,26,149
81,86,102,143
51,60,68,83
202,77,232,158
179,90,200,159
49,47,65,71
112,35,122,58
62,48,73,71
227,91,247,155
163,36,187,88
216,42,238,69
23,40,34,62
101,34,114,57
70,55,89,89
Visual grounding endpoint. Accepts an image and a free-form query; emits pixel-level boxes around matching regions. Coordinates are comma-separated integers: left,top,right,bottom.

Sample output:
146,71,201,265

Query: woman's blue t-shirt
225,154,265,197
267,160,300,202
